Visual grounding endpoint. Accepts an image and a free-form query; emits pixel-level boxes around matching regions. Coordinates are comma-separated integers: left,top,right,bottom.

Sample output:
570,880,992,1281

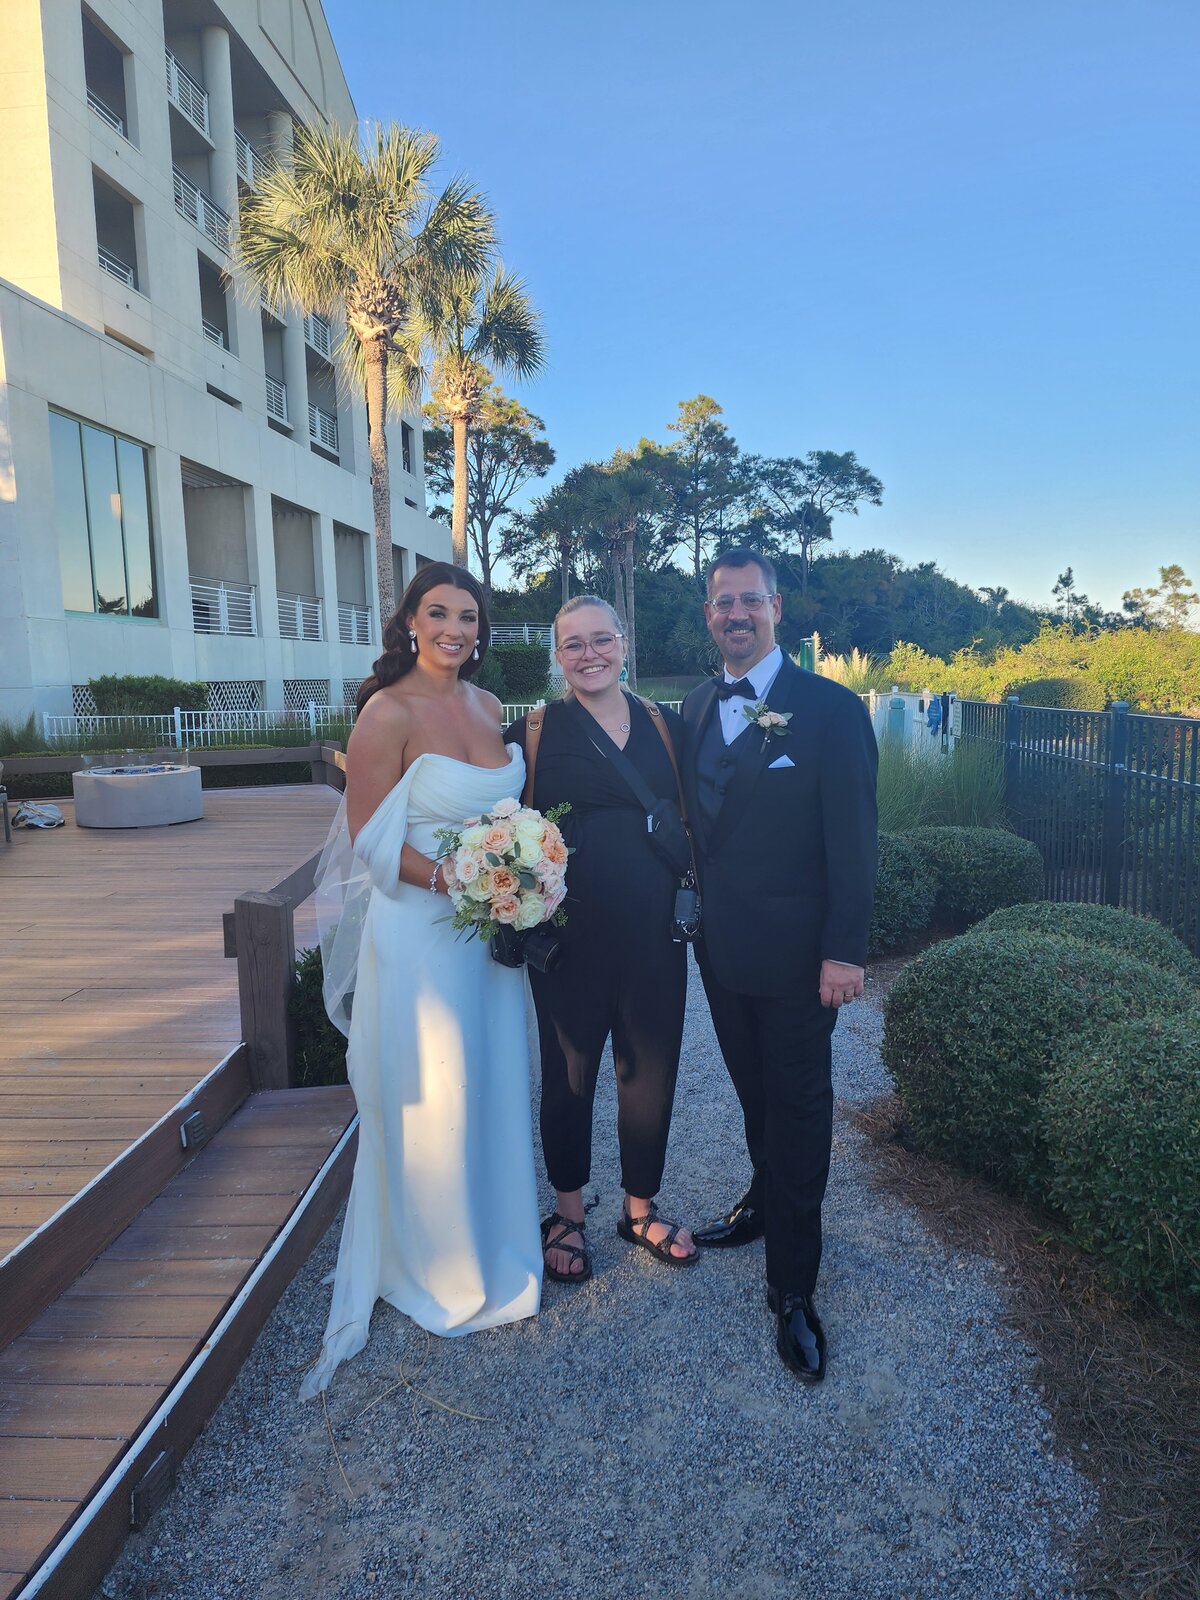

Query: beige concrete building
0,0,448,722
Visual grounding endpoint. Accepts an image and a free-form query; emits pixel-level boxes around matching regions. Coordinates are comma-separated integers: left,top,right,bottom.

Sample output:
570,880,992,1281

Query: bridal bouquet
434,795,570,944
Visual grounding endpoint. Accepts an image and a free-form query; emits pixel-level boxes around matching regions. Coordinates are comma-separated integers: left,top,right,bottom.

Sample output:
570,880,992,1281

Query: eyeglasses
557,632,622,661
706,592,775,614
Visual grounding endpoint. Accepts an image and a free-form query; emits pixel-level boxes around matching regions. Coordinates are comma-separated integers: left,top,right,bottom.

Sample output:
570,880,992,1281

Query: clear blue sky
324,0,1198,613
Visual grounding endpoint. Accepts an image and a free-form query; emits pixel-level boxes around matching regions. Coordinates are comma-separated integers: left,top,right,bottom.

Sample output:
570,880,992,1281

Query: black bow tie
715,677,756,702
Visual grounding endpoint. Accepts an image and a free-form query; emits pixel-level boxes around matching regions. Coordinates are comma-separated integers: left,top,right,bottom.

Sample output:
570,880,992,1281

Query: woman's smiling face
408,583,480,671
555,604,624,694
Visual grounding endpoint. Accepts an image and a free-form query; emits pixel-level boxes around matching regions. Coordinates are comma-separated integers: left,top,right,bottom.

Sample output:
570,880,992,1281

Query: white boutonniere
742,700,792,741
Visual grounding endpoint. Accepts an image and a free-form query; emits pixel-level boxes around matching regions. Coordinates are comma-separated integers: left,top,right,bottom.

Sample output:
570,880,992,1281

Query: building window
50,411,158,617
401,420,414,474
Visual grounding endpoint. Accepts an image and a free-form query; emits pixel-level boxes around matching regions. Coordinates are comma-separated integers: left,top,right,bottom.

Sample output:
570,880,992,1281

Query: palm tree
583,460,667,690
236,123,493,623
426,266,544,569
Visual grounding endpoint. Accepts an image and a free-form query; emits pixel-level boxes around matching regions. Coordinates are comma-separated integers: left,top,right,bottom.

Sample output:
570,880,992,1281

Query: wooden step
0,1086,357,1600
0,1048,251,1353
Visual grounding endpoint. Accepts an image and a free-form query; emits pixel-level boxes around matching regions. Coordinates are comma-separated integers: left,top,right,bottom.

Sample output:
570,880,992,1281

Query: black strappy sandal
540,1211,593,1284
616,1200,700,1268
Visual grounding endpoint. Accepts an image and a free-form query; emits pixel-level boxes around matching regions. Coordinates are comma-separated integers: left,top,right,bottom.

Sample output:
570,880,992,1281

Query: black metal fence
958,698,1200,954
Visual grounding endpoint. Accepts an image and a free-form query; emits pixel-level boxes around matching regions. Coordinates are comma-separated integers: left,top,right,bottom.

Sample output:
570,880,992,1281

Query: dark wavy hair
356,562,491,713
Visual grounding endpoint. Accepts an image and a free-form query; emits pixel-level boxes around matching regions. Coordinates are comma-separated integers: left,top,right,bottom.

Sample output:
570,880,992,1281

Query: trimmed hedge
869,832,937,957
973,901,1200,985
1008,675,1106,710
1043,1012,1200,1320
882,929,1195,1196
491,642,550,701
472,649,508,700
289,947,347,1087
89,674,208,714
912,826,1042,928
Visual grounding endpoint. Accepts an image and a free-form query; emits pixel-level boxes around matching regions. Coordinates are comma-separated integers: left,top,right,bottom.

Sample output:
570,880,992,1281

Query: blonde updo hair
552,595,624,699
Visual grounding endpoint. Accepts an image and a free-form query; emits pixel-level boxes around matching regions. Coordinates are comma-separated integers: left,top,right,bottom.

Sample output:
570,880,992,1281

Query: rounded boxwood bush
907,825,1042,928
1008,675,1106,711
882,929,1195,1197
973,901,1200,985
472,648,508,701
1042,1012,1200,1320
869,832,937,957
491,641,551,701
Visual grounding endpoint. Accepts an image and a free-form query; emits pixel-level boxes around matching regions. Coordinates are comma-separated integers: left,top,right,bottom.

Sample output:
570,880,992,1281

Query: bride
300,562,542,1398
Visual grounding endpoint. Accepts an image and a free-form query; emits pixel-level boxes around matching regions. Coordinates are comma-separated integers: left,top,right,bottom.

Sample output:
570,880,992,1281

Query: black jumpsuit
507,695,688,1198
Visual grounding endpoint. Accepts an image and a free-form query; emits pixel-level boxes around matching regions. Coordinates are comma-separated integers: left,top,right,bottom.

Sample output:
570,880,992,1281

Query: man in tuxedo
682,548,877,1383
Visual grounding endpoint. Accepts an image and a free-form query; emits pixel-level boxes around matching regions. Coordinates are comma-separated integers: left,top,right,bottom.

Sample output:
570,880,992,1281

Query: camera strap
520,703,547,806
577,696,699,887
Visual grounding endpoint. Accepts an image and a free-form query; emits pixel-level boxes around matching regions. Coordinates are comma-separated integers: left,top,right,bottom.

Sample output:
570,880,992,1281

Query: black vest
695,702,742,835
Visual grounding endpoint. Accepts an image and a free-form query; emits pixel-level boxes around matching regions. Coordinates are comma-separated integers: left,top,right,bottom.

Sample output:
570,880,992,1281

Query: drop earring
408,630,418,654
472,643,480,661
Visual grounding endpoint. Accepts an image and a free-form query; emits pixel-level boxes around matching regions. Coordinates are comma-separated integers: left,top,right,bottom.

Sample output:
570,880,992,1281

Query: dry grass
849,1090,1200,1600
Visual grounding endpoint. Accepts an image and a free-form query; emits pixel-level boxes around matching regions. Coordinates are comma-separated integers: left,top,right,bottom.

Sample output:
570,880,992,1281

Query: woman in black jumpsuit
507,597,695,1281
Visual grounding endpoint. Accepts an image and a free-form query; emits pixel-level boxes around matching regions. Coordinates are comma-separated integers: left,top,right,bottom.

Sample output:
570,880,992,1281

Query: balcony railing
190,577,258,637
235,129,271,188
308,402,338,453
201,318,226,348
173,166,231,253
165,49,209,137
277,592,324,641
338,602,372,647
264,373,288,424
97,245,136,288
303,312,333,360
87,88,126,136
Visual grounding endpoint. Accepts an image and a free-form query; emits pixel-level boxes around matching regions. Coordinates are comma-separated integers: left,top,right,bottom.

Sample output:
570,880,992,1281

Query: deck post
1004,695,1022,821
234,891,296,1089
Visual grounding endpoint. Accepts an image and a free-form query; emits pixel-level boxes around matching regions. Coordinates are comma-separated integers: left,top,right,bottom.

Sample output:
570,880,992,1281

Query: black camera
671,886,702,943
490,922,564,974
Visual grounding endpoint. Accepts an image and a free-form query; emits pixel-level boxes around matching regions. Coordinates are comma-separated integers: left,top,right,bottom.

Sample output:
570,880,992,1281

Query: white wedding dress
300,747,542,1398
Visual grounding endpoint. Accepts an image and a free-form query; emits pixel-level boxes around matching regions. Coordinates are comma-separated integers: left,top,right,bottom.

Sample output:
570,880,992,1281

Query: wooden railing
222,745,346,1090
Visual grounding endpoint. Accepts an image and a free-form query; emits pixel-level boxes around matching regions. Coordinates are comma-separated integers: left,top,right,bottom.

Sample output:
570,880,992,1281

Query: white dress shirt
719,645,784,746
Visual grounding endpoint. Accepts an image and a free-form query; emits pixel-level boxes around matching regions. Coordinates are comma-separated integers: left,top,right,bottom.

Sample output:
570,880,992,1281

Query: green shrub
89,674,208,714
869,833,937,957
974,902,1200,984
910,825,1042,927
1005,675,1106,710
472,648,508,700
1042,1012,1200,1320
877,741,1006,831
289,947,347,1087
491,642,550,702
0,714,47,757
881,930,1195,1196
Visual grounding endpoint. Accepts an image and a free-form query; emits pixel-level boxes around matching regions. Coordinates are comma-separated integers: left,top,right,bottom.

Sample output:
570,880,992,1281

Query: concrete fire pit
72,763,203,828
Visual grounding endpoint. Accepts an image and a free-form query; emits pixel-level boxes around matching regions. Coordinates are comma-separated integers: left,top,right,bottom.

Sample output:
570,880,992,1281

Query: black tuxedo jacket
681,656,878,998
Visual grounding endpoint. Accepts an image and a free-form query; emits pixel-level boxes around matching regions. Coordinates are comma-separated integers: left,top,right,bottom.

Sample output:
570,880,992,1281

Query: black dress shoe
775,1294,826,1384
693,1190,764,1249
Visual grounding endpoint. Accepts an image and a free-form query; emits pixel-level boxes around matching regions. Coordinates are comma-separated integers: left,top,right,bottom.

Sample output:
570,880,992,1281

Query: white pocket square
768,754,795,770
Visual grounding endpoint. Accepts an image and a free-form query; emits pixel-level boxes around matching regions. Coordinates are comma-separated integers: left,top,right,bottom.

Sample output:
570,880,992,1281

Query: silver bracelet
428,861,442,894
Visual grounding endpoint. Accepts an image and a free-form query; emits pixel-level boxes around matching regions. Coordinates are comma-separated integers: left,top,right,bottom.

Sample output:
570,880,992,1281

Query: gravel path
97,962,1096,1600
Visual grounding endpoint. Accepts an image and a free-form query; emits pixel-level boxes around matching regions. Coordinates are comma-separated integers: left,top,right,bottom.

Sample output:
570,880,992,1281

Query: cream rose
514,891,547,931
466,871,493,903
454,850,481,883
491,796,519,818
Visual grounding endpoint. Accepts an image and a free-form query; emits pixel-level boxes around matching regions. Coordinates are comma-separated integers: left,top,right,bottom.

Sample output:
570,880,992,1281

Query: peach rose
481,824,514,854
492,894,521,924
491,796,520,818
489,866,518,895
545,883,566,916
543,836,568,866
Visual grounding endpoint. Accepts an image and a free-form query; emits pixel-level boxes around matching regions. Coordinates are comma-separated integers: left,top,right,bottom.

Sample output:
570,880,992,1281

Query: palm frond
471,267,545,378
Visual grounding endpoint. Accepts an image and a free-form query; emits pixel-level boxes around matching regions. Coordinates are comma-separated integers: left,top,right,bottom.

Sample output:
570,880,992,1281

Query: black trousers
697,946,836,1298
529,948,686,1200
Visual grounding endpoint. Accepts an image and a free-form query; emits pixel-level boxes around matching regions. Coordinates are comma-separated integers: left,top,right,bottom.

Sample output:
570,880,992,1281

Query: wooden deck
0,785,356,1599
0,786,338,1254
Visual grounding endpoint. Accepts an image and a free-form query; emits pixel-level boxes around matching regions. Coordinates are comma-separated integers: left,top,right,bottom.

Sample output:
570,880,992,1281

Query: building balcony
338,602,372,647
308,402,338,454
87,88,126,137
165,49,210,138
303,312,333,361
97,245,136,289
201,318,226,349
190,577,257,637
278,592,324,642
235,130,272,188
173,166,231,254
264,374,289,425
